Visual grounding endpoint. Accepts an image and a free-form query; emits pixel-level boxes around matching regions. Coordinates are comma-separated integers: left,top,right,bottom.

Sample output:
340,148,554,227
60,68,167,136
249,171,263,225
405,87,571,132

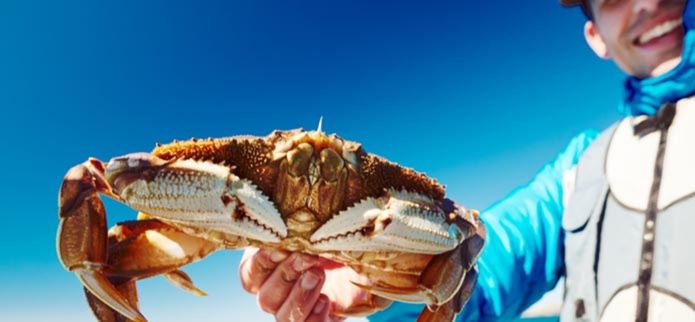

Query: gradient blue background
1,1,624,321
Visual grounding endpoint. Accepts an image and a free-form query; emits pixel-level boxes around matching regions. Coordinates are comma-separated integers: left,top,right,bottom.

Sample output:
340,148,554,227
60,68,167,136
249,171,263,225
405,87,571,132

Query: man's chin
649,56,683,77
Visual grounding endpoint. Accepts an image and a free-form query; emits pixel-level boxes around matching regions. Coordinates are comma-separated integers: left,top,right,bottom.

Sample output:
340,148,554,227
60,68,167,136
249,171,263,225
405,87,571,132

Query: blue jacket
370,1,695,320
368,130,597,321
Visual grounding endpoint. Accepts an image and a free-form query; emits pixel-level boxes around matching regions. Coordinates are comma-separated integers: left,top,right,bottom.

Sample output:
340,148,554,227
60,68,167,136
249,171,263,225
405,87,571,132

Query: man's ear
584,20,611,59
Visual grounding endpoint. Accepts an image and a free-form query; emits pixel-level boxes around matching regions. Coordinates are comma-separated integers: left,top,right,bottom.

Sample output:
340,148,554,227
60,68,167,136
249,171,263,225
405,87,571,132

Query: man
239,0,695,320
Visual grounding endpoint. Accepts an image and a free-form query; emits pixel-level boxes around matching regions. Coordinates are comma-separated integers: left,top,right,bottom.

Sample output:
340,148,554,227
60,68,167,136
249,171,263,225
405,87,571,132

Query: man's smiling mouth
635,18,684,46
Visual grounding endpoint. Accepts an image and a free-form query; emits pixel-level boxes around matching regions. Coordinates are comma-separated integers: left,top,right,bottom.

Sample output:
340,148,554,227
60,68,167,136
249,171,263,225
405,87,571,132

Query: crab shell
56,129,485,322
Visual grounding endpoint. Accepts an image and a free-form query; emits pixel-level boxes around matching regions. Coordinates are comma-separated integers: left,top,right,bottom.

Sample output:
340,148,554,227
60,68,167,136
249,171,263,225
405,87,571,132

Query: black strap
633,102,677,322
633,102,676,137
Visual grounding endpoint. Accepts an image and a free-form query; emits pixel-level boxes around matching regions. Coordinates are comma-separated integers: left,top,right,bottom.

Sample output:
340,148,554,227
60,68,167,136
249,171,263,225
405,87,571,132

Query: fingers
256,253,320,314
240,249,346,322
239,248,289,294
321,265,392,317
305,294,347,322
304,294,331,322
275,267,325,322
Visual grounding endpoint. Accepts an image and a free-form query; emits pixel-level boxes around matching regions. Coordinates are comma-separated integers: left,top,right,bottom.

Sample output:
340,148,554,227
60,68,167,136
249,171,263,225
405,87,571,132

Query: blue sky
0,1,625,321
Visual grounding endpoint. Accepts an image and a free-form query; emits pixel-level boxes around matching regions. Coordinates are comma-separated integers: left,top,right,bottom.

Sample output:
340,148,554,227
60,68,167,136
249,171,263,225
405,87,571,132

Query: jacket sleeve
367,130,598,321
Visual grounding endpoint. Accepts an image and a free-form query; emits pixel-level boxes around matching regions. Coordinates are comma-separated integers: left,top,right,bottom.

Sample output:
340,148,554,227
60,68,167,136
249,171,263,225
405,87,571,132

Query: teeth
638,18,682,45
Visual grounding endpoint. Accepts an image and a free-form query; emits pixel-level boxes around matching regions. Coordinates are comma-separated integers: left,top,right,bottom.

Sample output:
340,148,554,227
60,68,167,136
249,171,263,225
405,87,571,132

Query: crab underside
57,128,485,322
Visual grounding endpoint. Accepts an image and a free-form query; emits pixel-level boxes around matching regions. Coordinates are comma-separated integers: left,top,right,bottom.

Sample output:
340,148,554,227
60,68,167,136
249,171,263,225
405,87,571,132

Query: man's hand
239,248,331,322
239,248,391,322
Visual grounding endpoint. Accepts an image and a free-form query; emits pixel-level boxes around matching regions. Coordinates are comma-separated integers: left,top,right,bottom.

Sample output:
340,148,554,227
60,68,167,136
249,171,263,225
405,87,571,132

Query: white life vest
560,97,695,321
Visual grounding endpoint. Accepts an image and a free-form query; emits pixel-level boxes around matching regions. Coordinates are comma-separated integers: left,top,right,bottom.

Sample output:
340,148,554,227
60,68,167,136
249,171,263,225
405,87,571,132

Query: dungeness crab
57,128,485,322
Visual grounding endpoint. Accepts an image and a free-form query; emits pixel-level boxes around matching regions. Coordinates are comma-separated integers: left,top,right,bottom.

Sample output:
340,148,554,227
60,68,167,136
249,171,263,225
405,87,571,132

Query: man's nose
632,0,660,15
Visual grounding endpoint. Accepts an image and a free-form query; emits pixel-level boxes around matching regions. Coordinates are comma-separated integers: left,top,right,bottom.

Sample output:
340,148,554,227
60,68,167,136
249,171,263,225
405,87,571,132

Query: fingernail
270,250,288,263
293,256,312,271
313,298,327,314
301,271,320,290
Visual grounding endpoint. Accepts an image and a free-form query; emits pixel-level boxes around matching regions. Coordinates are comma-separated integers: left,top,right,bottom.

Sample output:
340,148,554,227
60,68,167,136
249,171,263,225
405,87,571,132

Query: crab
57,128,486,322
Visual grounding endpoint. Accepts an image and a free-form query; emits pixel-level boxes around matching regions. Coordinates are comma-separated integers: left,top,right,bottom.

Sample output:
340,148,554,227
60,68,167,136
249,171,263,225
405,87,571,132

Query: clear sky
0,0,625,321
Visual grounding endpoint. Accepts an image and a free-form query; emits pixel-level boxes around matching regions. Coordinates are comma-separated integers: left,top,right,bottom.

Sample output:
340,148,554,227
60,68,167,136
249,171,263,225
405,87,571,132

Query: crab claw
104,153,288,244
310,189,462,254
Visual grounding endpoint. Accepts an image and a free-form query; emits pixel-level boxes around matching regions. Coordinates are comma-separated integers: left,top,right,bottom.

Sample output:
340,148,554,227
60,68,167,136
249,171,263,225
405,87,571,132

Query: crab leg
93,219,220,321
163,269,207,297
104,219,219,280
57,159,146,322
85,278,138,322
417,267,479,322
419,207,485,305
416,208,486,322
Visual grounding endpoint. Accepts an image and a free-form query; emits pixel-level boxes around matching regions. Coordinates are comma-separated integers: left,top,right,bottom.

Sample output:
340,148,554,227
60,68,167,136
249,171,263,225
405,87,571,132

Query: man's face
585,0,686,78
